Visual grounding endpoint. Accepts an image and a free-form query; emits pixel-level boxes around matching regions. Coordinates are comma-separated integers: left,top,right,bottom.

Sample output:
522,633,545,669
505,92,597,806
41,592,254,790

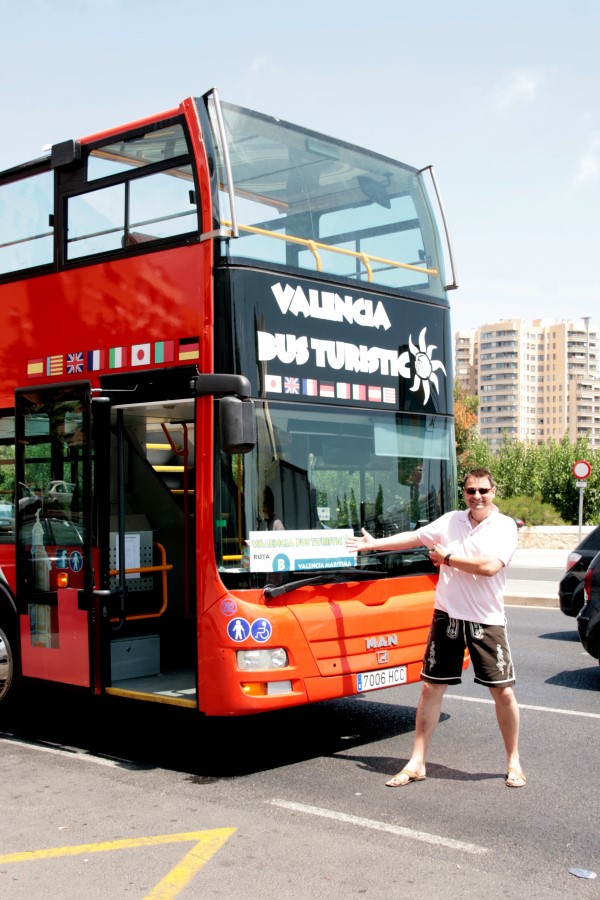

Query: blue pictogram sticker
251,618,272,642
227,617,251,642
56,549,69,570
220,598,238,617
69,550,83,573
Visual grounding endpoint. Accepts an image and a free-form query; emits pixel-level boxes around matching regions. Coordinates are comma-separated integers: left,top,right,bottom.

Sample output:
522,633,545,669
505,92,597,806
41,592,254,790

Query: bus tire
0,618,18,708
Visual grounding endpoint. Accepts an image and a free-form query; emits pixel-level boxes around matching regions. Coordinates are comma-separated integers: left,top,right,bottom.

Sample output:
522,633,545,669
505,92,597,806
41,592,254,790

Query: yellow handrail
221,220,438,281
109,542,172,623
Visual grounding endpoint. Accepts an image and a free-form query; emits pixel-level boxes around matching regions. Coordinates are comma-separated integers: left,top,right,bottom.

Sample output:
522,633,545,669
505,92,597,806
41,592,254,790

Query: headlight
236,647,288,670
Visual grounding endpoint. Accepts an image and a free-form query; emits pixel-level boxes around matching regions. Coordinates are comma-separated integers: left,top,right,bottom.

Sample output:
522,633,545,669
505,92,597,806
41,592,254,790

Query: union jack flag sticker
67,352,84,374
284,376,300,395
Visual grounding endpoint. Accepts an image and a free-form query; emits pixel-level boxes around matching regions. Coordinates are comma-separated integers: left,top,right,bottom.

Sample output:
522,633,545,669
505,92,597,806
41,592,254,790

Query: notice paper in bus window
248,529,355,573
114,533,141,579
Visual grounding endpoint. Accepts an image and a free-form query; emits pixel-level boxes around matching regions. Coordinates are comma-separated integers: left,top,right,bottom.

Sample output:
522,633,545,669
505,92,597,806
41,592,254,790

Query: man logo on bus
398,326,446,405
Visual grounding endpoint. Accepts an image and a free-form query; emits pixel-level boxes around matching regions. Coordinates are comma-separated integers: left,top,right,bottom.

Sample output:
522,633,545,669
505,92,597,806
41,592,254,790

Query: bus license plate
356,666,407,692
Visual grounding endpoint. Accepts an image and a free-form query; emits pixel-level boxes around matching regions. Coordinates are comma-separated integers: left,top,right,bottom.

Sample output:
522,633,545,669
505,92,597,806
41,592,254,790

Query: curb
505,594,559,608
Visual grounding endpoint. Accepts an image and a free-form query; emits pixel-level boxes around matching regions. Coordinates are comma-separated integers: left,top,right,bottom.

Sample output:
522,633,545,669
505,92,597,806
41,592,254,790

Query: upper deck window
87,124,191,180
203,99,447,299
65,120,198,261
0,170,53,275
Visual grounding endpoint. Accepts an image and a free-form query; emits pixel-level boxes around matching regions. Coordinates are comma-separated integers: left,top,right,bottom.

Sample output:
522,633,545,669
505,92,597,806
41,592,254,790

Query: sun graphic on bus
399,326,446,405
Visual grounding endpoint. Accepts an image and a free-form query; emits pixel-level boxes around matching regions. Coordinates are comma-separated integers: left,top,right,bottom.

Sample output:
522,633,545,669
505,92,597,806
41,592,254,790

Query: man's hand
428,542,449,567
346,528,377,553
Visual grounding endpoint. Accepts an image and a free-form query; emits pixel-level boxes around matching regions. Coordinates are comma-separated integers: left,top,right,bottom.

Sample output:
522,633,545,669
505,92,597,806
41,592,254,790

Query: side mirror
193,373,256,454
219,396,256,454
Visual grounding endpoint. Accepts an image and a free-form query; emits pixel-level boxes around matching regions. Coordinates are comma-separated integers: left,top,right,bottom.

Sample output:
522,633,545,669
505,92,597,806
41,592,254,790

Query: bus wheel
0,622,17,705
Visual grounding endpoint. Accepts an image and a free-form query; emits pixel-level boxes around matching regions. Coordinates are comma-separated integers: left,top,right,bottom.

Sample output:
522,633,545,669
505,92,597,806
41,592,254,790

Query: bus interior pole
116,409,127,628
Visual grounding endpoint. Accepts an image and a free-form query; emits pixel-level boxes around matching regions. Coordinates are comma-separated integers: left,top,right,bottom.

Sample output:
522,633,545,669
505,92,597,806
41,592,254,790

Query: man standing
347,468,525,788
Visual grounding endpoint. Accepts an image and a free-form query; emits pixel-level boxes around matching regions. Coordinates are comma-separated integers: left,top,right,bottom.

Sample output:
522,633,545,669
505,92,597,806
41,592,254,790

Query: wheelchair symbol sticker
251,619,272,642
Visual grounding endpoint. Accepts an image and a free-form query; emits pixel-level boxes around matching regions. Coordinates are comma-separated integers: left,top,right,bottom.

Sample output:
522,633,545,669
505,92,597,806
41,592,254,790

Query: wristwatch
444,553,452,567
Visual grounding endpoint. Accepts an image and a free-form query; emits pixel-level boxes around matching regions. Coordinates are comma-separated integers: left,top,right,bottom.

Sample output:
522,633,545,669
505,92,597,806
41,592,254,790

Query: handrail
0,230,53,251
109,541,172,623
161,422,191,619
220,220,437,281
65,208,196,247
417,165,459,291
207,88,239,238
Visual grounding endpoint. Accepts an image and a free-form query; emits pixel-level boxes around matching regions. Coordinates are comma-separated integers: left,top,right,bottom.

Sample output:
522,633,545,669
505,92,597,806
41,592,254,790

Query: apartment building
455,319,600,450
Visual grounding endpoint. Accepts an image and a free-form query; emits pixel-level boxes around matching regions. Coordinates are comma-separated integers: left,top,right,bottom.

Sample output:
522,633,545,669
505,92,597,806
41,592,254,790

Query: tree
457,423,600,524
453,381,478,464
539,436,600,525
349,488,359,530
375,484,383,518
453,382,493,493
493,435,545,499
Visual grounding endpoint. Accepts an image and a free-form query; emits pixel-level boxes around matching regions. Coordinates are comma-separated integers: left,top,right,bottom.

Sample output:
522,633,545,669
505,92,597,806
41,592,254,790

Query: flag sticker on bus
262,374,396,405
47,355,63,377
283,376,300,394
265,374,282,393
27,336,199,379
131,343,151,366
154,340,175,364
178,337,200,361
27,359,44,378
109,346,129,369
87,349,105,371
66,352,84,374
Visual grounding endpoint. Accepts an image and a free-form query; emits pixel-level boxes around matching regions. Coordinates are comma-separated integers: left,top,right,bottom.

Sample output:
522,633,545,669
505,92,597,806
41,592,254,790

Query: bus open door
15,382,94,689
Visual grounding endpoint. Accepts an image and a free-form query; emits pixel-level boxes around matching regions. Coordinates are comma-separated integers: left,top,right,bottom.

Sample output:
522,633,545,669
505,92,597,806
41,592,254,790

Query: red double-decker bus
0,90,458,716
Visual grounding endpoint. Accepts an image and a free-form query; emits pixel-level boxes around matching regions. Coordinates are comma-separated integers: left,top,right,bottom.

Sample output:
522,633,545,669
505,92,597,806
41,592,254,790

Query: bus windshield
216,402,454,586
202,98,448,299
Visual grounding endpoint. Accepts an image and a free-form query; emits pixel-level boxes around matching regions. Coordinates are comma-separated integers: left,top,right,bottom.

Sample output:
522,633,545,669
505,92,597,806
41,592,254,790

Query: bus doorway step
106,668,197,708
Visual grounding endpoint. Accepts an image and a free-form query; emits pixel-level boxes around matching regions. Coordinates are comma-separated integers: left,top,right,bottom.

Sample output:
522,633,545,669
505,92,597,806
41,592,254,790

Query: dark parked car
576,550,600,661
559,525,600,616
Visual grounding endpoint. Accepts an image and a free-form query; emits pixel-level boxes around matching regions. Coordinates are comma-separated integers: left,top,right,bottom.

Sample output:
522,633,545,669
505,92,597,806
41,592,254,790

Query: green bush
495,493,566,526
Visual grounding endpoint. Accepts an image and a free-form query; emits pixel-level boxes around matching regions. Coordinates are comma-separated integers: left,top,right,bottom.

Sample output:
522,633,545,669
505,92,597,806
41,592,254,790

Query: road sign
572,460,591,480
573,460,591,542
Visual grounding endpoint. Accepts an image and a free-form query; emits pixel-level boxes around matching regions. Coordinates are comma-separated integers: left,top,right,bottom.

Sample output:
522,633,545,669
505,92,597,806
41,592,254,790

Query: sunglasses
464,487,492,495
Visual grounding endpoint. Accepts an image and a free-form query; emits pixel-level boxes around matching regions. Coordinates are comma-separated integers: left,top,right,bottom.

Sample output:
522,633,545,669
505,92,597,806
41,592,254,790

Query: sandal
505,769,526,788
385,768,426,787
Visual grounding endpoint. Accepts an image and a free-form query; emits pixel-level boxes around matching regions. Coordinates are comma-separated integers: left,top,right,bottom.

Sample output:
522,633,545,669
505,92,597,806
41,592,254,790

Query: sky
2,0,599,336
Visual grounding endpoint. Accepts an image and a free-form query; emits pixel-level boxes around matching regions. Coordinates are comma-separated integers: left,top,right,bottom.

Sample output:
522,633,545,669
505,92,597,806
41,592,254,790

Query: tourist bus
0,89,458,716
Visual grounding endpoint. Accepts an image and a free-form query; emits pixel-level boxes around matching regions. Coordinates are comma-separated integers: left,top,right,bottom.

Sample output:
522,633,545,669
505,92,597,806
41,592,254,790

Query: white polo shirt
415,508,518,625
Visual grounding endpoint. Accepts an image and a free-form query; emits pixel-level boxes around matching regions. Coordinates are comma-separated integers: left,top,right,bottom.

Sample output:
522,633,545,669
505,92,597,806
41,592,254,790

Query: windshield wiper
263,568,386,600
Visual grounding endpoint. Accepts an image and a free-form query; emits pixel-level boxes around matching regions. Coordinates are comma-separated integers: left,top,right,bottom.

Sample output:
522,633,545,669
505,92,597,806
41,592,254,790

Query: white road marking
446,694,600,719
267,799,489,855
0,733,133,767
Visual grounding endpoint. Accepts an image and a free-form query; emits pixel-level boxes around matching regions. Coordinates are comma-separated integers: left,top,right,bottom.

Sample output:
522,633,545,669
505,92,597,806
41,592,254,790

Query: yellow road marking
144,830,235,900
0,829,236,899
